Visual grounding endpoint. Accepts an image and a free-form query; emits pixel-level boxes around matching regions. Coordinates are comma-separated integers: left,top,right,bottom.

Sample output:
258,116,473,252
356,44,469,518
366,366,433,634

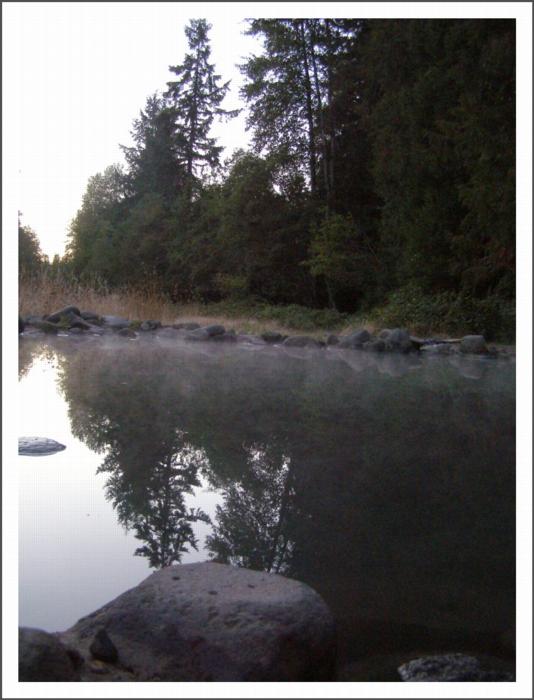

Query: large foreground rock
61,562,336,682
19,628,81,681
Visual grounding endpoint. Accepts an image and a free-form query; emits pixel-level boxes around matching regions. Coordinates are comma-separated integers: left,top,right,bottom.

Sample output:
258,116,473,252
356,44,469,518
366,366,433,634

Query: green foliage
18,214,45,274
372,283,515,341
56,19,515,340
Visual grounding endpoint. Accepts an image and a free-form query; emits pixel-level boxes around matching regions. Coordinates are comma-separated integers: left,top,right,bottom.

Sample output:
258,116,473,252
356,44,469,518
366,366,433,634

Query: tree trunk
298,21,317,197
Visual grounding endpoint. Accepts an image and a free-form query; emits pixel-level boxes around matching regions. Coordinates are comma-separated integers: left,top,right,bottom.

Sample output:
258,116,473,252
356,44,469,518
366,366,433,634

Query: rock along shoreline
19,304,513,359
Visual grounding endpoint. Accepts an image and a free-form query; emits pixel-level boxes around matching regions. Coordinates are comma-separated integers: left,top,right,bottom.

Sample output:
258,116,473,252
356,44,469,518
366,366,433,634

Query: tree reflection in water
206,445,296,574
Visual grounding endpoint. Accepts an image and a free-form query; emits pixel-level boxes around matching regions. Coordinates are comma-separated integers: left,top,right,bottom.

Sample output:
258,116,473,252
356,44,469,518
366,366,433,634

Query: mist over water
18,335,515,669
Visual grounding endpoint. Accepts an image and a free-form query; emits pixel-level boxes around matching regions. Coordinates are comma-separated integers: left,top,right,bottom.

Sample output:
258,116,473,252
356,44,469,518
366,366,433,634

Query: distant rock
202,324,226,337
101,315,130,329
383,328,413,353
261,331,285,344
283,336,322,348
397,653,514,682
29,319,59,334
362,339,385,352
325,334,339,346
460,335,488,355
61,562,336,682
338,329,370,349
19,627,81,681
19,437,66,456
46,306,82,323
80,310,102,323
139,320,161,331
19,316,25,334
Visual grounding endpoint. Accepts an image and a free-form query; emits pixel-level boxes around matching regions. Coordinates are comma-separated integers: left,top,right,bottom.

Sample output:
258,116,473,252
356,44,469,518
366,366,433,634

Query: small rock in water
283,335,322,348
19,437,66,456
19,316,25,334
398,653,514,682
89,629,119,663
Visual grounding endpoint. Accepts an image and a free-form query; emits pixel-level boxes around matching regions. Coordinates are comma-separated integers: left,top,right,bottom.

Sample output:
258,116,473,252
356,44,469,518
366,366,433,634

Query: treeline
42,19,515,331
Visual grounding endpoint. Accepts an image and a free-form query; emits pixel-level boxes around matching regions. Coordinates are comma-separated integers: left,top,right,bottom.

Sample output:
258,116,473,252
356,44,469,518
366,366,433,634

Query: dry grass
18,273,321,336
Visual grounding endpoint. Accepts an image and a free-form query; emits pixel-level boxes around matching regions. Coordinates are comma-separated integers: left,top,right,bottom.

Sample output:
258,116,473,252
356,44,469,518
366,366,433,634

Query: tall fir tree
165,19,238,206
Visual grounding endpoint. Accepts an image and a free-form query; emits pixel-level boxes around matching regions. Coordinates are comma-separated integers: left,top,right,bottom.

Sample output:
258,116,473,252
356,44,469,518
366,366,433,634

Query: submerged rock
398,653,514,682
61,562,336,682
19,437,66,456
19,627,81,681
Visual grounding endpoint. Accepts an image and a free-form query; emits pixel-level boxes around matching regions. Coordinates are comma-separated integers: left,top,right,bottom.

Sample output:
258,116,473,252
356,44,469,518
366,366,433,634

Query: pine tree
165,19,238,205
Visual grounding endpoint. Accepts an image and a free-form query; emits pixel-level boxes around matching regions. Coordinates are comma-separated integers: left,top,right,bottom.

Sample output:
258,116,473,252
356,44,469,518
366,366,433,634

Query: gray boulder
101,315,130,330
362,339,385,352
46,306,82,323
61,562,336,682
382,328,413,353
398,653,514,682
460,335,488,354
261,331,285,344
139,320,161,331
80,310,101,322
184,328,211,342
29,319,59,334
283,336,322,349
325,334,339,346
202,324,226,337
19,437,66,456
338,329,370,349
19,627,81,681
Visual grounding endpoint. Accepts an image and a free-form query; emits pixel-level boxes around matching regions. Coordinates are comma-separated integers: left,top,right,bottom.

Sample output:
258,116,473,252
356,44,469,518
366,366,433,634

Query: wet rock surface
397,653,515,682
19,628,81,681
60,562,336,682
19,437,66,456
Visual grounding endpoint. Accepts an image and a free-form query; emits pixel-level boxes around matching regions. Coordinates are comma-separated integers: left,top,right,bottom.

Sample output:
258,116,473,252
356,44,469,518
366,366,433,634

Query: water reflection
19,336,515,665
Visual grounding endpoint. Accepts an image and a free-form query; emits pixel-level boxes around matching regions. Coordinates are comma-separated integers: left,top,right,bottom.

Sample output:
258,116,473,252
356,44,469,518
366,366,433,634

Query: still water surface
19,334,515,672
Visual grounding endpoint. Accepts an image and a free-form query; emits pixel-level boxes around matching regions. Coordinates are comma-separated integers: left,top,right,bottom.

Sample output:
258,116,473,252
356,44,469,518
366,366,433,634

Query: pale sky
4,2,264,258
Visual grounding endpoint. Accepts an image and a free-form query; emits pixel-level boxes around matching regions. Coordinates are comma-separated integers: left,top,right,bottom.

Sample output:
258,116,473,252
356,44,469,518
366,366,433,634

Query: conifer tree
165,19,238,205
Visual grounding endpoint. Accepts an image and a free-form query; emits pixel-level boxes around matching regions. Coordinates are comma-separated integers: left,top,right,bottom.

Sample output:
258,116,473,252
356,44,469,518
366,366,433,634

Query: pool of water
18,334,515,675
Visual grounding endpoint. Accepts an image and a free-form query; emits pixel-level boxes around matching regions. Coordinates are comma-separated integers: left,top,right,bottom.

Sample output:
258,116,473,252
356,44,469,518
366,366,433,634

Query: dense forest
20,19,516,338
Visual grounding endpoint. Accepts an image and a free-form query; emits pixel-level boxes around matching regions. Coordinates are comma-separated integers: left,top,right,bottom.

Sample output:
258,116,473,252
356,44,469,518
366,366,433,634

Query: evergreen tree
18,212,45,274
165,19,238,205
